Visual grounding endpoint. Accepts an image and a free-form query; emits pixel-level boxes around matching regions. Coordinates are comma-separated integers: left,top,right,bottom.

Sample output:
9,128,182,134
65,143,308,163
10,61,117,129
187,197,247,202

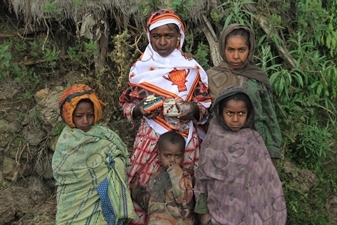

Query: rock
13,176,51,198
2,156,33,181
0,119,20,133
35,151,54,179
22,124,46,146
0,120,18,150
34,88,49,103
282,158,317,193
35,86,64,127
326,195,337,224
0,78,20,100
296,168,317,193
49,135,59,151
0,186,48,224
283,158,298,177
2,156,19,181
0,170,3,186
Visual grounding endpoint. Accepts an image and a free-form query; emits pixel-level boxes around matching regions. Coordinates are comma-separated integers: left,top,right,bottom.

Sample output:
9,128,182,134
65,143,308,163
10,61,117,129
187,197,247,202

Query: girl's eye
175,155,182,159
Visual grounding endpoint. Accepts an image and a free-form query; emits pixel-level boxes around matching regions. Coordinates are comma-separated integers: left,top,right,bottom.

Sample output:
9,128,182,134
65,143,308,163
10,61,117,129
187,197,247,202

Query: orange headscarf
59,84,106,128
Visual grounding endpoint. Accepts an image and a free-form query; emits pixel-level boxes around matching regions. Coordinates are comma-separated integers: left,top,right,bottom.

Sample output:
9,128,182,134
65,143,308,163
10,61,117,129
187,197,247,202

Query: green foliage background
1,0,337,224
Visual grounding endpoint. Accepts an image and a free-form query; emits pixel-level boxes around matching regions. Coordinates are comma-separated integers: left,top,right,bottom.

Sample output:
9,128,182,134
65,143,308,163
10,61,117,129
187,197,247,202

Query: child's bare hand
181,52,195,60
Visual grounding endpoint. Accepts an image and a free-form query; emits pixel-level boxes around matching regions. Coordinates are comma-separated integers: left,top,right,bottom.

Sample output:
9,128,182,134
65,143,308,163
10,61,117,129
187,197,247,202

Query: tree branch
257,15,297,68
200,14,222,66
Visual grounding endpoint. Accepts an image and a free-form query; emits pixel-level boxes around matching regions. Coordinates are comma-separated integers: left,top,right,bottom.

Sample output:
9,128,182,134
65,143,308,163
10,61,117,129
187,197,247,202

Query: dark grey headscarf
219,24,255,67
213,85,255,131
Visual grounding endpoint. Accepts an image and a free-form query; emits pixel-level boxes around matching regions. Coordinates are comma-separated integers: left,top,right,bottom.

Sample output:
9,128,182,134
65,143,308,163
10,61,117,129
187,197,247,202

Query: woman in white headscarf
119,8,211,225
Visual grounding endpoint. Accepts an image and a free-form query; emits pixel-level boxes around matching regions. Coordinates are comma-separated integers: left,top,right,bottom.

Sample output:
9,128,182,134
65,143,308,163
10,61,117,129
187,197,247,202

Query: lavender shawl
194,86,287,224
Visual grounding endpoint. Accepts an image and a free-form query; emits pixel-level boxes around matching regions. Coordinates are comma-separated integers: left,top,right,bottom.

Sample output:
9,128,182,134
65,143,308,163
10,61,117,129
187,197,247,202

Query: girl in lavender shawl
194,86,287,225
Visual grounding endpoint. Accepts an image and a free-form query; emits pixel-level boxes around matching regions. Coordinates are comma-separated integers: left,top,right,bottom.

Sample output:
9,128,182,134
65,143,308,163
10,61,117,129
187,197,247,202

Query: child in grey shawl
194,86,287,225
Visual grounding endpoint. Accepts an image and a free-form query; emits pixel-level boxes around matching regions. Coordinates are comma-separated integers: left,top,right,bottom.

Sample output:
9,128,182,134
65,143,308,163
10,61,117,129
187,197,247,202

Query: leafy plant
73,0,83,5
67,44,82,62
218,0,255,28
43,48,60,69
53,122,66,136
193,43,210,70
168,0,194,20
43,0,62,17
295,123,333,168
83,40,97,68
0,44,12,79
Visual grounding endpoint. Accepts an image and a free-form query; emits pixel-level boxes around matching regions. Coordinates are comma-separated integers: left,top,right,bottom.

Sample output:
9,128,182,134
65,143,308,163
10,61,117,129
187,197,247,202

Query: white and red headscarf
146,8,185,50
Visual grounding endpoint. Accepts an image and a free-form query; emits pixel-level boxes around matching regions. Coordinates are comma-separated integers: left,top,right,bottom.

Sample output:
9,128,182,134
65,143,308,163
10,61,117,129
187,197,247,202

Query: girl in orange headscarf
119,9,211,225
53,84,135,225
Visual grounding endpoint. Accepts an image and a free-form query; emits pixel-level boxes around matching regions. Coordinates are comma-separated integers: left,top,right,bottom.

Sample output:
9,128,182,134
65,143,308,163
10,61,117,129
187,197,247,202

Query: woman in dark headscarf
194,85,287,225
207,24,282,164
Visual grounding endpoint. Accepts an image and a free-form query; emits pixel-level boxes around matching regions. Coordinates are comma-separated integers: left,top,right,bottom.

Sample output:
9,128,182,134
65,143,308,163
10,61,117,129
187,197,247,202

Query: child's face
73,101,94,132
159,142,184,171
222,99,248,131
224,35,249,69
149,23,180,57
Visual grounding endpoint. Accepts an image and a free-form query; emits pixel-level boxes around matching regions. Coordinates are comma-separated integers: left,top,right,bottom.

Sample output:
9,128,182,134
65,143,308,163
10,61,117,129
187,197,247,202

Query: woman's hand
177,101,199,121
133,98,160,119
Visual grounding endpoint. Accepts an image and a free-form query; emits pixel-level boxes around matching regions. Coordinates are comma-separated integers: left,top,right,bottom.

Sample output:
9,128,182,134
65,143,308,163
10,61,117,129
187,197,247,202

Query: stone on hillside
282,158,317,193
3,156,19,181
22,124,46,146
34,86,64,127
49,135,59,151
0,170,3,186
14,176,51,198
326,195,337,224
3,156,33,181
0,186,48,225
0,119,19,133
35,151,54,179
0,79,20,100
0,120,18,149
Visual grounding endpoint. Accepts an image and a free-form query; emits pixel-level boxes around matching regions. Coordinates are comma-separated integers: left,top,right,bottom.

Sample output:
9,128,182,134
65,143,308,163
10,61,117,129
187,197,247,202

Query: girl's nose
233,114,238,121
233,51,239,59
